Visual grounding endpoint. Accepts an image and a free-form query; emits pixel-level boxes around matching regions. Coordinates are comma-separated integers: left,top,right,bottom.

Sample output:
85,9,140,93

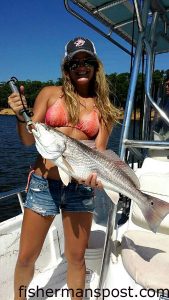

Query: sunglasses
64,58,98,71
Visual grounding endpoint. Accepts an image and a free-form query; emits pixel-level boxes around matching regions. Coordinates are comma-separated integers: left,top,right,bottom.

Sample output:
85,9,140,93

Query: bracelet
15,115,26,123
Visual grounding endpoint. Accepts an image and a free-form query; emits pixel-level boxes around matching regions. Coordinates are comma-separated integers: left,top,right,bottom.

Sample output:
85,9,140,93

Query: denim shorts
24,173,95,216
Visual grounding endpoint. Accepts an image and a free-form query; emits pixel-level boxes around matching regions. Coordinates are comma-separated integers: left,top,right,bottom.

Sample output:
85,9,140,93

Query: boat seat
121,230,169,290
121,158,169,291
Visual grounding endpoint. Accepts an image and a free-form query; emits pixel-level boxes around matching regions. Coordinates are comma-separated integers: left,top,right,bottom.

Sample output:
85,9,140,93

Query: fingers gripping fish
32,123,169,233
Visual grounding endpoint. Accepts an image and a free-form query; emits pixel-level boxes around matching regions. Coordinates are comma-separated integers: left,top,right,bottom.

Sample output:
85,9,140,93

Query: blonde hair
62,57,119,127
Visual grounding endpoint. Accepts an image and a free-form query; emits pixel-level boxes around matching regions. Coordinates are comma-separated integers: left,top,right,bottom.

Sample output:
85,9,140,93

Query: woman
8,37,118,300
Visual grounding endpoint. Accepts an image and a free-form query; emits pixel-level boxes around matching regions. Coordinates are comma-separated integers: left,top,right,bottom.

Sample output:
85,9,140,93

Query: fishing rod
8,77,34,131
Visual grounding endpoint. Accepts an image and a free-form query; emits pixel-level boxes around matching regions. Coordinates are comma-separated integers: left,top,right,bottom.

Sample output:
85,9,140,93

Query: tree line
0,70,168,109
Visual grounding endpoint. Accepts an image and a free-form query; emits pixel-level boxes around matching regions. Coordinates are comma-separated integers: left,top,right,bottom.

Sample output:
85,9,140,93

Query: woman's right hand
8,85,27,121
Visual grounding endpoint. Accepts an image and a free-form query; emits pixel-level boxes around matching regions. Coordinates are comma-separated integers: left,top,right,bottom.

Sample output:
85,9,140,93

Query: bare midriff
33,126,89,180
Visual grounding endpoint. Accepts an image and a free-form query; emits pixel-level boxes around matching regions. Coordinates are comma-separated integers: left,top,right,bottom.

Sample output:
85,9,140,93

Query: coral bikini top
45,95,100,139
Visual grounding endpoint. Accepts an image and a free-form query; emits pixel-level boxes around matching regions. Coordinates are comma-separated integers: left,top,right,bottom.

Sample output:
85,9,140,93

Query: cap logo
74,38,85,47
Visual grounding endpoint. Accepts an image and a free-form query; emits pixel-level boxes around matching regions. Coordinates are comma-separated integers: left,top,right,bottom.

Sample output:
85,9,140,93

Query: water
0,115,38,221
0,115,122,222
0,115,37,191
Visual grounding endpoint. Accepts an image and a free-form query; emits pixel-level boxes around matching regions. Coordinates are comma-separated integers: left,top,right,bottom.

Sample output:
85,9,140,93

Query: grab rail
0,187,26,213
64,0,132,55
124,139,169,149
144,39,169,127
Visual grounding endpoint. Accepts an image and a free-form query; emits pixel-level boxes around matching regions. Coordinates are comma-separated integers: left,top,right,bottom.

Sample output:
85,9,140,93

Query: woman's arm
8,86,58,146
95,119,113,151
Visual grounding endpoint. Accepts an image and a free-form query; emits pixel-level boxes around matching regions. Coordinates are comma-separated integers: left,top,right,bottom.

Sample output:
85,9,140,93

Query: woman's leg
62,211,93,300
14,208,54,300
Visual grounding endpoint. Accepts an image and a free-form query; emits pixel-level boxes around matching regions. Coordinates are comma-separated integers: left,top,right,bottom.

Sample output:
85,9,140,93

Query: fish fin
139,194,169,233
103,150,140,189
56,156,73,186
104,189,119,205
58,167,71,186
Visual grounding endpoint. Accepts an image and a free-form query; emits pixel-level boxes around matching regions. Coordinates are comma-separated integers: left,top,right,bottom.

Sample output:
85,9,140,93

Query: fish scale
32,123,169,233
64,140,135,193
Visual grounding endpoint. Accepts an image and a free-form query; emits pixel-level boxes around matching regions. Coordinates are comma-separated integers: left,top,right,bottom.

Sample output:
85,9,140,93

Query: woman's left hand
79,173,103,189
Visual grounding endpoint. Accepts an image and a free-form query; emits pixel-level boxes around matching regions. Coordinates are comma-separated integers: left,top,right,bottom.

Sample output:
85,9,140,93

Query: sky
1,0,168,82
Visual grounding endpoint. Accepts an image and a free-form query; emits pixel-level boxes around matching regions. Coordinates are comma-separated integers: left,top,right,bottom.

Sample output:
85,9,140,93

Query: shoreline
0,108,15,115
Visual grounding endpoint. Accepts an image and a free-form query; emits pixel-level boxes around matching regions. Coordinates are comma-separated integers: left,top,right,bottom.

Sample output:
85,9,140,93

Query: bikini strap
25,169,35,192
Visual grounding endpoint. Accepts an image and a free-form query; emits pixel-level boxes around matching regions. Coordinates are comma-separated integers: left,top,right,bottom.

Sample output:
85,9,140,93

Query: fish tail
140,195,169,233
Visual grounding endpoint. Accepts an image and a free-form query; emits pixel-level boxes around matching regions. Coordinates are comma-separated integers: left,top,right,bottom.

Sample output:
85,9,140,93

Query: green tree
0,71,166,110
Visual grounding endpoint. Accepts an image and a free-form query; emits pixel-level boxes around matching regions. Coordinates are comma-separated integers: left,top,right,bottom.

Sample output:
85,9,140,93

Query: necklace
79,96,96,109
79,101,96,110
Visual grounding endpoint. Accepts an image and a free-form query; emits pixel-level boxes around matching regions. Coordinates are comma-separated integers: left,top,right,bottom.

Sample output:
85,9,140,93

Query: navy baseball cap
65,37,97,59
